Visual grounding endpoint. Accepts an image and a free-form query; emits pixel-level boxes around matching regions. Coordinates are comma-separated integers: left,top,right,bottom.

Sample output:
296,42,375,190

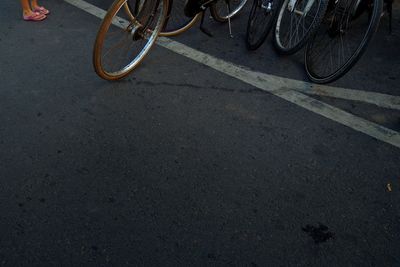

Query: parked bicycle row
93,0,395,83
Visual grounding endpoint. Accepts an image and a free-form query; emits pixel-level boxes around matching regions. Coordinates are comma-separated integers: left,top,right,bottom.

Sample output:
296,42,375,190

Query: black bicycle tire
245,0,281,50
304,0,383,83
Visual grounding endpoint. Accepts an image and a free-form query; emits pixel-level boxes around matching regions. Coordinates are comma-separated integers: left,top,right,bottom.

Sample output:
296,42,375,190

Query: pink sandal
33,6,50,15
23,12,47,21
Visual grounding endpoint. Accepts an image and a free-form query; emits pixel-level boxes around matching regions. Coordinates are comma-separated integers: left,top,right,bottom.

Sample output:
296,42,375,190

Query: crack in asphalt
132,79,263,95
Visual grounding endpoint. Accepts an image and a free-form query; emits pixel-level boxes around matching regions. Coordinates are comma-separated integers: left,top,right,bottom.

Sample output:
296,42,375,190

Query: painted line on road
64,0,400,149
64,0,400,111
295,85,400,111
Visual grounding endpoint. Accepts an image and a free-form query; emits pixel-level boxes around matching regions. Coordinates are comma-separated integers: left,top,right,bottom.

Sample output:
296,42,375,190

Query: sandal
23,12,47,21
33,6,50,15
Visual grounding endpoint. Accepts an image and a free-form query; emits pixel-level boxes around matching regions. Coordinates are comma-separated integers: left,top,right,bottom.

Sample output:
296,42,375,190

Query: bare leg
31,0,39,9
20,0,32,16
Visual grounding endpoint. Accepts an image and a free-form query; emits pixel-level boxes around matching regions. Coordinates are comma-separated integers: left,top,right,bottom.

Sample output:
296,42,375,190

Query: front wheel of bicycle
305,0,383,83
210,0,248,22
246,0,281,50
93,0,168,80
273,0,329,54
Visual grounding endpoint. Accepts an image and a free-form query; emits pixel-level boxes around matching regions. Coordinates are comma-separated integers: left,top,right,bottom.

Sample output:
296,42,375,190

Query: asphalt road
0,0,400,266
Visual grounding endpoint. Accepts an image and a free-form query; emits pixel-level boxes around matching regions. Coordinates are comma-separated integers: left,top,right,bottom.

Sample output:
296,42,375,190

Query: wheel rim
95,0,167,79
162,0,198,35
305,0,379,82
213,0,248,19
275,0,322,51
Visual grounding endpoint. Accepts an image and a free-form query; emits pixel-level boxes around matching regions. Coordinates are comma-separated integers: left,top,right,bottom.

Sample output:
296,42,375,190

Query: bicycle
93,0,167,80
93,0,247,80
125,0,248,36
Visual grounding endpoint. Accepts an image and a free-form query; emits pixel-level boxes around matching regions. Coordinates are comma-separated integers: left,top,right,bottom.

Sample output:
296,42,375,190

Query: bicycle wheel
273,0,329,54
93,0,168,80
305,0,382,83
161,0,201,36
126,0,200,36
246,0,282,50
210,0,248,22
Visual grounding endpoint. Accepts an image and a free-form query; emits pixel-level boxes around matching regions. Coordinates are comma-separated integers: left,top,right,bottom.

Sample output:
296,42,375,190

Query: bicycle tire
161,13,201,36
246,0,281,50
93,0,168,80
126,0,200,36
210,0,248,22
305,0,382,83
273,0,329,54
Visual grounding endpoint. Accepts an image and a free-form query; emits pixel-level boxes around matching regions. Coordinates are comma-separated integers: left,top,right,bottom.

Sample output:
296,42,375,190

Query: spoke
110,36,131,72
339,33,345,67
103,33,131,60
288,12,295,47
281,12,292,45
119,35,136,70
313,38,333,69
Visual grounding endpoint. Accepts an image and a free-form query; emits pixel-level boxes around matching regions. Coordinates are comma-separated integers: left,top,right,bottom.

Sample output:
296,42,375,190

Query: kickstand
200,12,213,37
226,0,233,38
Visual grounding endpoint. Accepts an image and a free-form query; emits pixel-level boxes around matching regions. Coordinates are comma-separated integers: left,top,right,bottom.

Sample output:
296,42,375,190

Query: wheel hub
127,21,144,40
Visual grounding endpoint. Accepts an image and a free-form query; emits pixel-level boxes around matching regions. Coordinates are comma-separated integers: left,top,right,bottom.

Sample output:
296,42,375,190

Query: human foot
23,11,46,21
33,6,50,15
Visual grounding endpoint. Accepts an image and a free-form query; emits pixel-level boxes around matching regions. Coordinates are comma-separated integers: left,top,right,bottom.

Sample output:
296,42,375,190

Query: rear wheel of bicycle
273,0,329,54
210,0,248,22
246,0,281,50
93,0,168,80
125,0,200,36
305,0,382,83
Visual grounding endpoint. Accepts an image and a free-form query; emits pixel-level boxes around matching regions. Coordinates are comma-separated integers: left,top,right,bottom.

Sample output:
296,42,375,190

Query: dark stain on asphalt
207,253,217,260
76,167,90,175
302,223,334,244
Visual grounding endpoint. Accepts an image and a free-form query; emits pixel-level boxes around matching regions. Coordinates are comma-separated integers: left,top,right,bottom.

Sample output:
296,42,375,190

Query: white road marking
296,84,400,111
64,0,400,149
